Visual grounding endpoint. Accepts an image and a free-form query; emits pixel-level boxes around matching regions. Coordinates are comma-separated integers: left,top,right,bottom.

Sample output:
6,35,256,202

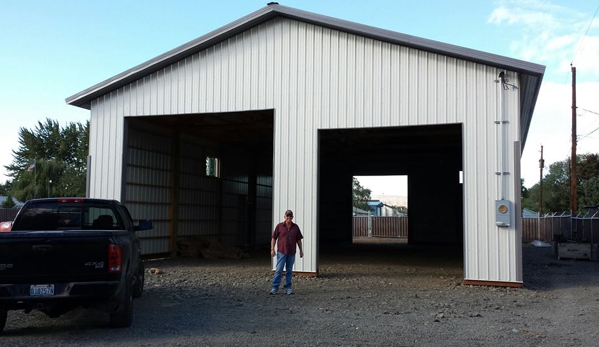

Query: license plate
30,284,55,296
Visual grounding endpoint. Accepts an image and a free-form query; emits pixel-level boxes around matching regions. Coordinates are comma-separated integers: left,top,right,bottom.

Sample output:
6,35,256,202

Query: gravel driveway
2,239,598,346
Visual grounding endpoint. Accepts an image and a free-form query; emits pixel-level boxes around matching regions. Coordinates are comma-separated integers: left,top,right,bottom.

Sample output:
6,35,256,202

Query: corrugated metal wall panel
89,17,522,282
177,137,220,242
124,127,173,255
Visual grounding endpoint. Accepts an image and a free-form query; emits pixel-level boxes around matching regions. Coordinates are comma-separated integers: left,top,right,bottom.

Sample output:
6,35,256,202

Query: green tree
521,178,529,199
2,194,16,208
542,159,571,213
522,153,599,213
0,180,11,196
4,118,89,201
353,177,372,211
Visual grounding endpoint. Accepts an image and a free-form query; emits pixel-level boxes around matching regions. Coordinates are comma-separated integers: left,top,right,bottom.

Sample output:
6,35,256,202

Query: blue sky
1,0,598,196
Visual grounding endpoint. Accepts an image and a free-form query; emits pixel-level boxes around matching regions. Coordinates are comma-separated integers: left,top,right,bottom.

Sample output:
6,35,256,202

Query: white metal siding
89,17,522,282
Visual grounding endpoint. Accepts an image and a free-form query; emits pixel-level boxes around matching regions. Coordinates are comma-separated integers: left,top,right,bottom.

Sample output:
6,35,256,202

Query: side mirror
135,220,153,231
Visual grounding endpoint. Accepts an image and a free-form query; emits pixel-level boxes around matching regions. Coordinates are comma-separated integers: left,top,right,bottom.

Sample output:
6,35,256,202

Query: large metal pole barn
67,4,544,287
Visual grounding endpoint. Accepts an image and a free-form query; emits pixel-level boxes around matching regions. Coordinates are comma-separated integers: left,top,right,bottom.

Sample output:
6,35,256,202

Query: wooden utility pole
571,65,577,216
539,145,544,215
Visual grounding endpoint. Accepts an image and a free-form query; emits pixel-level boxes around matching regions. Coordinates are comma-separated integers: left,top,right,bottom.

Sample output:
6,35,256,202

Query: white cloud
488,0,598,81
571,36,599,76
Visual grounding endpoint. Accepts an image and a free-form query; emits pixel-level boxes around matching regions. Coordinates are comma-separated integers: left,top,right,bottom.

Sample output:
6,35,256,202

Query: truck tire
110,279,133,328
132,261,144,298
0,305,7,335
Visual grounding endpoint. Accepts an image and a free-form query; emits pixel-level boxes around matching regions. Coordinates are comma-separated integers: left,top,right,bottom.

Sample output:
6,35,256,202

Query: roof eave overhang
66,3,545,112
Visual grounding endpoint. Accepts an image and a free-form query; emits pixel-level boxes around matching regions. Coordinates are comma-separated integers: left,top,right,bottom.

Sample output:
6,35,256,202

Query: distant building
522,208,538,219
367,200,384,216
366,200,403,217
352,206,369,216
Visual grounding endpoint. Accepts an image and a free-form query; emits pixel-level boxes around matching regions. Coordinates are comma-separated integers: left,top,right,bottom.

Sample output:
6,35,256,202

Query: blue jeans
272,252,296,291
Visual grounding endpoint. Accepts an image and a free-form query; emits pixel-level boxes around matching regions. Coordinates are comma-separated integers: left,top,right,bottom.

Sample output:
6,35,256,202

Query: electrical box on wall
495,200,511,227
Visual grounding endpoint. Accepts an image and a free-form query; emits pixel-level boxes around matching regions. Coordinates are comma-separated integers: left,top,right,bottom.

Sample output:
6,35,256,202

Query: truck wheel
132,262,144,298
0,305,7,335
110,280,133,328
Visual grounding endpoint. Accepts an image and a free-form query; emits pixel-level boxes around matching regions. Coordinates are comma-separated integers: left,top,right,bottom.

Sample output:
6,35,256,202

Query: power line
580,107,599,116
571,2,599,65
578,108,599,140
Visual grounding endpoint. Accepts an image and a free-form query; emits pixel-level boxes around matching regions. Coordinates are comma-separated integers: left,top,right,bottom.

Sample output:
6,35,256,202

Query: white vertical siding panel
337,32,348,128
321,28,331,129
156,69,165,115
489,68,502,281
129,81,137,116
272,22,283,219
123,84,131,117
162,66,171,114
363,38,374,128
418,51,428,124
508,71,522,281
177,60,185,113
407,49,418,125
312,26,322,128
246,30,256,109
184,57,192,113
231,37,240,110
256,26,266,108
213,48,221,112
191,54,199,113
265,23,275,108
198,51,207,111
426,53,437,123
286,20,298,211
88,99,100,197
380,42,391,126
103,93,115,198
142,76,150,114
298,22,307,198
371,40,382,127
390,45,400,124
399,46,409,120
329,30,339,128
435,56,446,124
353,36,364,128
96,95,108,197
114,90,124,200
148,73,157,115
296,21,306,224
110,90,120,199
345,33,356,128
475,64,487,281
224,40,233,111
304,24,316,271
483,65,499,281
137,79,145,116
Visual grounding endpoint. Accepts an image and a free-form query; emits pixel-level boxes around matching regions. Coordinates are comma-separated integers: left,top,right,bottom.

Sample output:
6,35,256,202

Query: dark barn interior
318,124,464,248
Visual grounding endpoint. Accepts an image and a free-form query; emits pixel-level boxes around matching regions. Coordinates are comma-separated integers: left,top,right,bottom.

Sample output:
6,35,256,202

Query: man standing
270,209,304,295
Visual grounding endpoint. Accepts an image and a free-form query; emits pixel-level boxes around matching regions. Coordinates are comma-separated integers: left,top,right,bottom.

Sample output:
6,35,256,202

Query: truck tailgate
0,231,120,282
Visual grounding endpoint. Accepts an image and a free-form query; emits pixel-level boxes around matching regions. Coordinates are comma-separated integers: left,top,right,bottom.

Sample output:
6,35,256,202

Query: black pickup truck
0,198,152,333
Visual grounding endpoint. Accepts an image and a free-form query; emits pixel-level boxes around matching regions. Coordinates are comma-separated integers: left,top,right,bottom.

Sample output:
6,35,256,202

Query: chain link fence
522,211,599,244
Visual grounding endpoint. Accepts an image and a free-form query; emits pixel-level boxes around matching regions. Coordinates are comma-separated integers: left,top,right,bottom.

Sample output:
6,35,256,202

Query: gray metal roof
66,3,545,148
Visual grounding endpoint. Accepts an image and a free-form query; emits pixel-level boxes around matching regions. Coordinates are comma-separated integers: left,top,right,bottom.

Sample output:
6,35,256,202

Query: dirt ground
2,238,599,347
